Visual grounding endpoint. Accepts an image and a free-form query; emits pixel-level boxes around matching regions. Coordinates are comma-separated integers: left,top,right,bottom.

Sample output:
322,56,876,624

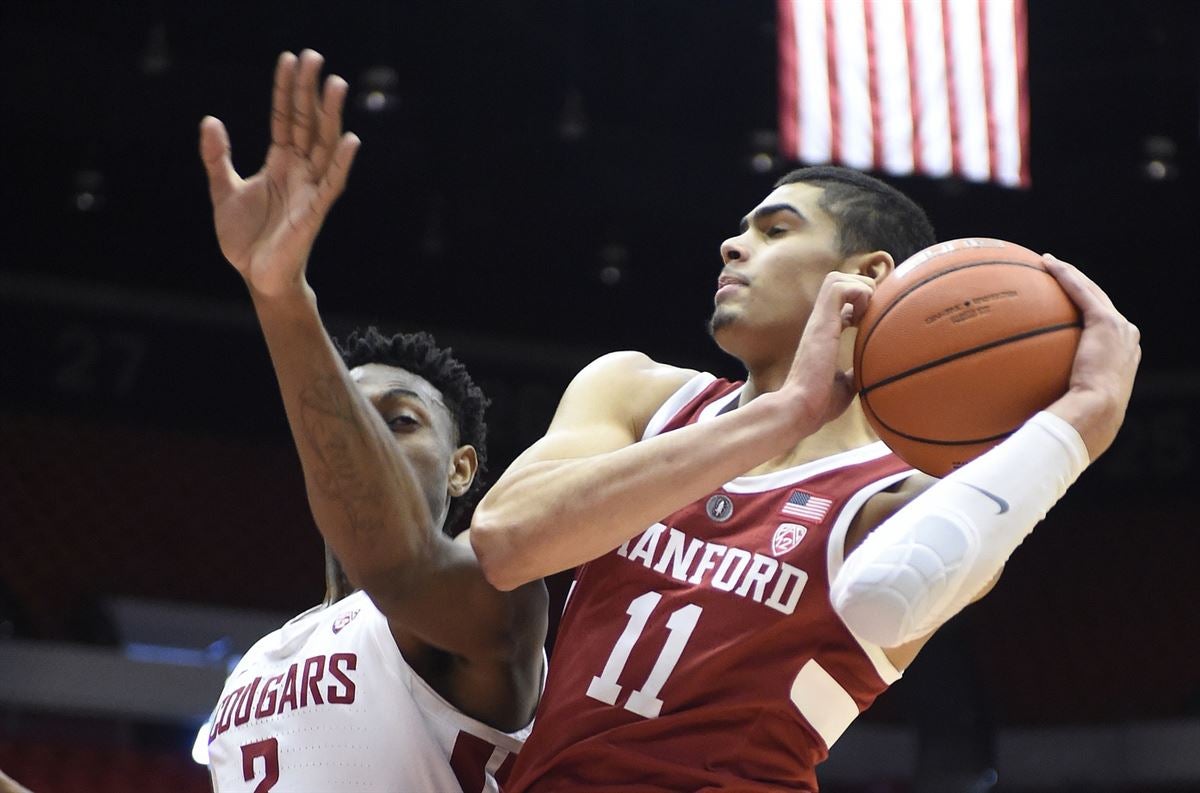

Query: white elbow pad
831,411,1090,647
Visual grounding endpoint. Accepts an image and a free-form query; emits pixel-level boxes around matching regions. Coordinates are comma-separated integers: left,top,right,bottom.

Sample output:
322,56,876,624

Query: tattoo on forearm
299,376,386,536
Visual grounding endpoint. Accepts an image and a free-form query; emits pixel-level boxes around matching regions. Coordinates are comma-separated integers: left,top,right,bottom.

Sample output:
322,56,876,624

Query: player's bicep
502,420,640,475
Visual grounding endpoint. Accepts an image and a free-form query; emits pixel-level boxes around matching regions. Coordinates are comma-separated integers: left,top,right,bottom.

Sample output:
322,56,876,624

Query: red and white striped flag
781,489,833,522
777,0,1030,187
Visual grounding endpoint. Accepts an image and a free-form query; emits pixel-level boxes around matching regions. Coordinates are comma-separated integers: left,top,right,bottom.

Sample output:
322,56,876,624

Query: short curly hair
335,326,490,536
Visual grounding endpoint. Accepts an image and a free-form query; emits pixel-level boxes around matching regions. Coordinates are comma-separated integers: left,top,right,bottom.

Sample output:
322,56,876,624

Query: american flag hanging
777,0,1031,187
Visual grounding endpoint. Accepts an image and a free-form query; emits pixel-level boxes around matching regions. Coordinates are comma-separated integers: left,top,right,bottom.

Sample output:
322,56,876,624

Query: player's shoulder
563,350,701,424
574,351,700,401
244,593,378,654
577,350,698,384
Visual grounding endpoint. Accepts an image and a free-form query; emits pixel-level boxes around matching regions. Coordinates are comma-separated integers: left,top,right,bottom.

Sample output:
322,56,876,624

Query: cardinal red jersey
506,374,915,792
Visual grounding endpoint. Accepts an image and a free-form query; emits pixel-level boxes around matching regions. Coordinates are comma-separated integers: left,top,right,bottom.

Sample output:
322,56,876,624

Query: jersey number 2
586,591,702,718
241,738,280,793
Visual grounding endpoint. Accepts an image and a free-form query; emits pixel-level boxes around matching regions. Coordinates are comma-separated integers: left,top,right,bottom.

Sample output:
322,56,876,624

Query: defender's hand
1043,254,1141,460
199,49,360,298
782,271,875,434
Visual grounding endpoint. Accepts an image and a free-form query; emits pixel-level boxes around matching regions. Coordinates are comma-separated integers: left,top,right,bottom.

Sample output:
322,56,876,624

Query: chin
708,306,737,336
706,312,741,355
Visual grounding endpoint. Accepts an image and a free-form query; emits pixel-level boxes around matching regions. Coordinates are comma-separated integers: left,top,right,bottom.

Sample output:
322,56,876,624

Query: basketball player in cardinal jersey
470,167,1140,790
199,51,546,792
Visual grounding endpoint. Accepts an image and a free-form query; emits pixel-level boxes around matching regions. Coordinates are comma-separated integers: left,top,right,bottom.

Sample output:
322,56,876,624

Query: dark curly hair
335,326,490,537
774,166,936,265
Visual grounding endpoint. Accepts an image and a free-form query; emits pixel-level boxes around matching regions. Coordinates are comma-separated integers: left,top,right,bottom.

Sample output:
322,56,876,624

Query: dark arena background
1,1,1197,791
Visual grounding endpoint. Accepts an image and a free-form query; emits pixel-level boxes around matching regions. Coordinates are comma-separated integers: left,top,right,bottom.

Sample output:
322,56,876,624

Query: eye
386,414,420,431
765,225,788,238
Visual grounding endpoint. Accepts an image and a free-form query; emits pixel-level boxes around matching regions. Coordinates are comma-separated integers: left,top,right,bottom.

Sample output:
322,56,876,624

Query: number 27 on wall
586,592,702,718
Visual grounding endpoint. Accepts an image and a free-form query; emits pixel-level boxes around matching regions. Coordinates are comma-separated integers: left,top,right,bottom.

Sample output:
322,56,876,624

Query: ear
447,444,479,498
843,250,895,283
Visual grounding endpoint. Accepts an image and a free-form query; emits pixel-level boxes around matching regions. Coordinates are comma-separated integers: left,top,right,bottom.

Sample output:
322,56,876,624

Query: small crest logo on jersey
705,494,734,522
771,523,808,556
332,609,360,634
781,489,833,522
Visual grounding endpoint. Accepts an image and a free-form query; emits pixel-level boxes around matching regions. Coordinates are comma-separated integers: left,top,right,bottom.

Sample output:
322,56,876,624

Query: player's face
349,363,473,527
710,182,844,355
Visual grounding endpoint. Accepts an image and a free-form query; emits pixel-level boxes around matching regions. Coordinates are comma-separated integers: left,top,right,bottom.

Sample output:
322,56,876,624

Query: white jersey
206,591,530,793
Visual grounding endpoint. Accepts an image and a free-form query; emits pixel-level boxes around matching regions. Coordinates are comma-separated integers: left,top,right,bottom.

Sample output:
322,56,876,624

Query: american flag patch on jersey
781,489,833,522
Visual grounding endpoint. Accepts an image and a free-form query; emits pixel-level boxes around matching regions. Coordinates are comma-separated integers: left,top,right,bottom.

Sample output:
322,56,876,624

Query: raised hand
199,49,361,298
783,271,876,433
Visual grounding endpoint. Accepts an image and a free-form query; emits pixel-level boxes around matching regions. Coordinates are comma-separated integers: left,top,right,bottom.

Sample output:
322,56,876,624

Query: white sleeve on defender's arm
830,411,1090,647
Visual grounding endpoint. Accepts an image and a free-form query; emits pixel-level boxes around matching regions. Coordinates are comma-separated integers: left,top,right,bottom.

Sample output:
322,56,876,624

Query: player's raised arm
200,50,546,731
200,50,360,297
471,272,874,591
832,254,1140,653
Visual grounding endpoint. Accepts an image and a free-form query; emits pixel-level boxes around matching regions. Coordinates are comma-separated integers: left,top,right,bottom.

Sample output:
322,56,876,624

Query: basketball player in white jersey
470,168,1140,790
198,50,547,792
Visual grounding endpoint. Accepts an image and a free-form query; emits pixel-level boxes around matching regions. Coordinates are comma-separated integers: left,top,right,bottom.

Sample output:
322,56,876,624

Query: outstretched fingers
198,116,240,206
291,49,325,156
314,133,362,212
311,74,349,177
270,51,298,149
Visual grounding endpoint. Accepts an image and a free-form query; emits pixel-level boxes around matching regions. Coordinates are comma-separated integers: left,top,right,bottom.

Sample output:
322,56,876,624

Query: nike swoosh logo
960,482,1009,514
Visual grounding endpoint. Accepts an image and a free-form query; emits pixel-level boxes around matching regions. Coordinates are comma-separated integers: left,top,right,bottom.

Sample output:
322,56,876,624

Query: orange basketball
853,238,1081,477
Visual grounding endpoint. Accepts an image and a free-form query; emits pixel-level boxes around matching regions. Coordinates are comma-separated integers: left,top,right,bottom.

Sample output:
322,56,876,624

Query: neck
736,338,879,471
323,552,354,606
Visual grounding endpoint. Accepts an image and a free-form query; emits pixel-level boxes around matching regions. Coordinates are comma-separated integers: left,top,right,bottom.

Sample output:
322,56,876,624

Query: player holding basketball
199,50,546,791
470,166,1140,790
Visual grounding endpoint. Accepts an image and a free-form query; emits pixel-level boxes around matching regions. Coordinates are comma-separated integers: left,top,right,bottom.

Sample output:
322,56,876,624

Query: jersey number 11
586,591,702,718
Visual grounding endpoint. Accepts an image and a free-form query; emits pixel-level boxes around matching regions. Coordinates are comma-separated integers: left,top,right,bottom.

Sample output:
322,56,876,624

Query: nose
721,235,748,265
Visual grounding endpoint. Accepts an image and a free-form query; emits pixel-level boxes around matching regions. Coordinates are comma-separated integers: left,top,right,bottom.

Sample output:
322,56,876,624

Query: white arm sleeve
831,411,1090,647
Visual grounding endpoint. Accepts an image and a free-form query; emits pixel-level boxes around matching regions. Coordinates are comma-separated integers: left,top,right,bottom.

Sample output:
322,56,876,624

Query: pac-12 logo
771,523,808,556
332,609,361,634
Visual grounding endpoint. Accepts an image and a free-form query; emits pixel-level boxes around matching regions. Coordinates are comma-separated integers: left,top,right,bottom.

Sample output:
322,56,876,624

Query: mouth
715,273,749,302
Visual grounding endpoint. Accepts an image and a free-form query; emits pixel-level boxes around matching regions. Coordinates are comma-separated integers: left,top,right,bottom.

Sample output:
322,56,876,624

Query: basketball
853,238,1081,477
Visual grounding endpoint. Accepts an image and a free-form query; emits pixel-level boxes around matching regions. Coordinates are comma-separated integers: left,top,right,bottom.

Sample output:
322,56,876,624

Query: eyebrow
379,387,431,407
378,386,451,412
738,203,806,233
